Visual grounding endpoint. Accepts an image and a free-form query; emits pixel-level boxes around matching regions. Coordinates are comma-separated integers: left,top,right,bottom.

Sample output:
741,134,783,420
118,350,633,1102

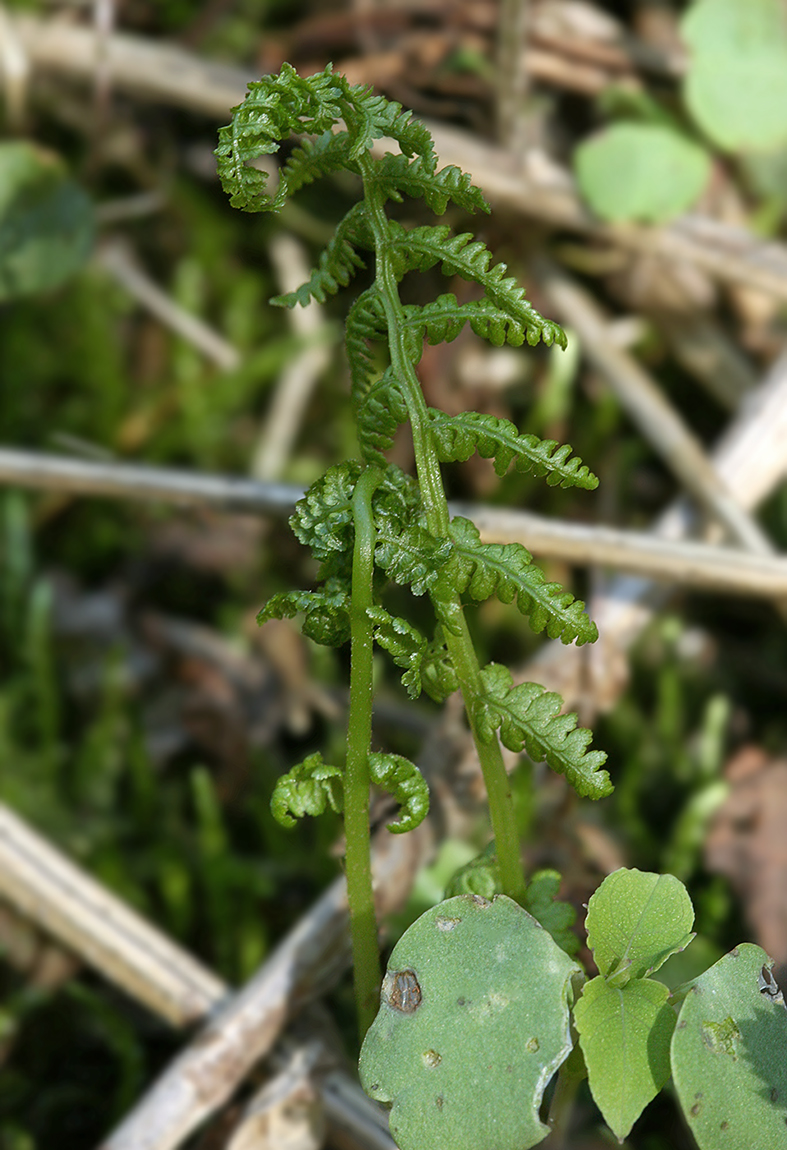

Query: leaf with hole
359,894,580,1150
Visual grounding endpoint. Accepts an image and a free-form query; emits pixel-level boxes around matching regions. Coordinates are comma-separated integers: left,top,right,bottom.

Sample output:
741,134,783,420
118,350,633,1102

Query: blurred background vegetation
1,1,787,1147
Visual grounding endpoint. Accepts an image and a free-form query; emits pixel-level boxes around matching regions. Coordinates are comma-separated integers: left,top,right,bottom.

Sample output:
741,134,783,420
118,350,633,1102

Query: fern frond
442,517,597,645
272,201,369,308
278,129,354,198
524,869,580,957
429,409,599,489
375,522,452,596
258,581,351,647
343,90,435,165
402,294,528,352
290,462,361,560
346,287,386,400
216,63,345,212
369,606,458,700
372,154,489,215
271,752,344,827
356,370,408,464
368,752,429,833
472,663,611,799
387,222,567,349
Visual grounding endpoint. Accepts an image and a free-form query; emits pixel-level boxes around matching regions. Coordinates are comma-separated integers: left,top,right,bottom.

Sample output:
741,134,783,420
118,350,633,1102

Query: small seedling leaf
359,894,580,1150
682,0,787,153
586,868,695,984
575,124,710,224
671,943,787,1149
575,975,675,1141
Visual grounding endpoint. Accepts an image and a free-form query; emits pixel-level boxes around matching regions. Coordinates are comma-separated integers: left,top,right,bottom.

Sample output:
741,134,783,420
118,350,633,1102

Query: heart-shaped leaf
585,868,695,984
574,975,675,1141
671,943,787,1149
359,894,580,1150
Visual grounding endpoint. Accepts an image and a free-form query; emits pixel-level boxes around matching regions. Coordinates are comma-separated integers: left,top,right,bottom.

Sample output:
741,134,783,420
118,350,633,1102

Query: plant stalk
359,163,527,906
345,463,384,1041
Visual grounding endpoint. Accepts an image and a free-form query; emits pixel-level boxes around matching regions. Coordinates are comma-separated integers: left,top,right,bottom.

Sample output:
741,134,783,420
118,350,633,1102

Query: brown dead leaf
705,746,787,964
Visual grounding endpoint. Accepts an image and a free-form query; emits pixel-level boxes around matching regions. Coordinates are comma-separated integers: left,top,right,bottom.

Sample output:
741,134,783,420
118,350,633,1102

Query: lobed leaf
258,581,351,647
375,522,453,597
472,663,611,799
402,294,528,352
386,221,567,349
290,461,361,560
271,752,343,827
277,129,354,199
429,409,598,489
372,153,489,215
271,201,369,308
369,752,429,833
368,608,458,701
442,517,598,645
524,869,580,957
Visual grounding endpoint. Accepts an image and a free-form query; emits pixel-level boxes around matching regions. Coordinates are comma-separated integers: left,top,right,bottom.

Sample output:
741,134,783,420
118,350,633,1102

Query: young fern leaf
368,608,457,701
473,663,611,799
403,295,529,351
371,153,489,215
291,461,361,559
356,370,409,464
442,516,598,645
271,201,369,308
387,221,567,349
216,63,345,212
277,129,354,199
375,521,452,596
342,90,435,165
368,752,429,833
429,409,599,489
258,582,351,647
271,752,344,828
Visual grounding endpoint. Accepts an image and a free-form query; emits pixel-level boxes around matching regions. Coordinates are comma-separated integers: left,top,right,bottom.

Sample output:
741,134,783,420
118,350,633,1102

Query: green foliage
271,200,369,307
574,124,711,224
368,752,429,833
258,582,351,646
585,868,696,984
385,222,566,349
473,663,610,798
368,608,458,701
671,944,787,1150
682,0,787,152
270,752,344,827
428,409,598,488
359,895,580,1150
440,516,598,645
523,869,579,957
0,142,94,301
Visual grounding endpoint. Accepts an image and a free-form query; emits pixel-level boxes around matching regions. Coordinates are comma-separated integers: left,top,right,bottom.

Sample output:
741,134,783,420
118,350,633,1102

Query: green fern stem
359,157,527,907
346,463,385,1039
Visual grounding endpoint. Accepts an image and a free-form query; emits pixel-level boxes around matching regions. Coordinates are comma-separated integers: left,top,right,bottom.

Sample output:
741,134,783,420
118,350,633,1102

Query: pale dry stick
497,0,530,152
0,803,226,1026
540,261,774,556
96,238,241,371
250,233,334,481
0,801,397,1149
0,2,30,128
9,12,787,302
3,447,787,599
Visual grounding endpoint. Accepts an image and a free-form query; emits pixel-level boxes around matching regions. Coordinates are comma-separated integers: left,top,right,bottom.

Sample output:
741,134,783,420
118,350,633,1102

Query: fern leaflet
278,129,354,199
442,516,597,645
272,201,369,308
372,153,489,215
258,582,351,647
429,409,599,489
472,663,611,799
369,752,429,833
368,607,458,701
387,222,566,349
271,752,344,827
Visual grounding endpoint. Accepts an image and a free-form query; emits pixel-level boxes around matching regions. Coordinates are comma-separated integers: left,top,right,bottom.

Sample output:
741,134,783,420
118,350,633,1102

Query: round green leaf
0,141,94,301
359,894,580,1150
575,975,675,1141
574,124,711,223
681,0,787,152
671,943,787,1149
585,868,695,984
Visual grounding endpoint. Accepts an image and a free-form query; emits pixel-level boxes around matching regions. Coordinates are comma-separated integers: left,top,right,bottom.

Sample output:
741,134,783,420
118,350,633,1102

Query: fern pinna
217,63,610,1039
